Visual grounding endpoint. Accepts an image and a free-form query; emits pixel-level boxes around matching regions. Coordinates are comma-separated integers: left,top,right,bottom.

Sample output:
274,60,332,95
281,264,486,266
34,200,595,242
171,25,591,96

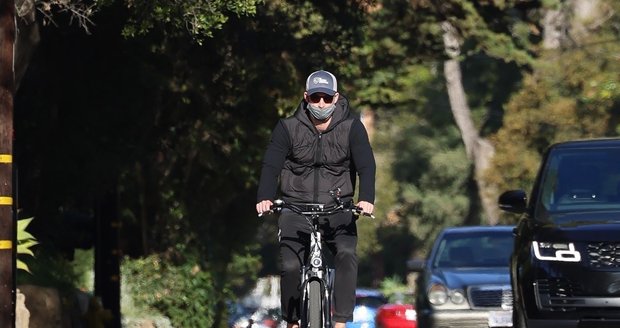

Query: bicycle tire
324,288,332,328
308,280,322,328
325,268,335,327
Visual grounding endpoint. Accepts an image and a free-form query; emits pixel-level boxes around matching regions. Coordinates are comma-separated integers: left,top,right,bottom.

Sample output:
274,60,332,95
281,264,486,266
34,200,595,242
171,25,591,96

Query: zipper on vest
313,133,322,203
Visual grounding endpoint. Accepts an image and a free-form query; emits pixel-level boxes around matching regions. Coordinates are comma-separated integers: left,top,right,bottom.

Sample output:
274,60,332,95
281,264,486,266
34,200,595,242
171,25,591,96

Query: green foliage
16,217,38,273
405,0,540,65
72,249,95,291
98,0,264,43
17,247,86,292
379,275,414,304
458,0,535,65
347,0,530,270
488,0,620,223
371,105,471,256
18,0,620,321
17,3,372,326
224,244,263,297
122,255,217,327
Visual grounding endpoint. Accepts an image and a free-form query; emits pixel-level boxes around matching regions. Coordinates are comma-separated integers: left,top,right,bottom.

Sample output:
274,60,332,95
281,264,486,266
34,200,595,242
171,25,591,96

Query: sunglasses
308,93,335,103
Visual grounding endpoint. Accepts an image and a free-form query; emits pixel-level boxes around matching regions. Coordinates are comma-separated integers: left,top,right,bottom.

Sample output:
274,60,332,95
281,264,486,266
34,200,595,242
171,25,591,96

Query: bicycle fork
300,227,335,328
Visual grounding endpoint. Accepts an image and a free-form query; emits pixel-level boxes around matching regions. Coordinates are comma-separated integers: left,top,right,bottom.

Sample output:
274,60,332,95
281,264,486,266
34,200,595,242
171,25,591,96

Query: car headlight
532,241,581,262
450,290,466,304
428,283,448,305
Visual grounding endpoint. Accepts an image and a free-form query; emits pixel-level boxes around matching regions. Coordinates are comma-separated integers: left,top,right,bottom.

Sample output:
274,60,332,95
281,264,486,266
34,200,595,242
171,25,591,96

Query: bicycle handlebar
258,199,375,219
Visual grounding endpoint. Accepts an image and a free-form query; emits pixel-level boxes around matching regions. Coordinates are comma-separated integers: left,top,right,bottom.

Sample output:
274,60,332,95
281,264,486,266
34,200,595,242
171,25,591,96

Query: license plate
405,309,416,321
488,310,513,327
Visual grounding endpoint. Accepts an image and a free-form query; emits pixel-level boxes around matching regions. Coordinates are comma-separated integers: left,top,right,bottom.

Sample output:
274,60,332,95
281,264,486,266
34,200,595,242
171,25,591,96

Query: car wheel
513,300,527,328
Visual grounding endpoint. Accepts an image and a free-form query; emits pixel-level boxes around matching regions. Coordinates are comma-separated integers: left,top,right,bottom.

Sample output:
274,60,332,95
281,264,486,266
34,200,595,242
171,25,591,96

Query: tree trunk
441,21,500,225
95,187,122,328
543,0,608,50
542,4,568,50
15,0,40,90
0,0,16,326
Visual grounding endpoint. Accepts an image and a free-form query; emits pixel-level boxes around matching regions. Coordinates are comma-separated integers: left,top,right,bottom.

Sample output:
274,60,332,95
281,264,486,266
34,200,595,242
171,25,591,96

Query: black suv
499,138,620,328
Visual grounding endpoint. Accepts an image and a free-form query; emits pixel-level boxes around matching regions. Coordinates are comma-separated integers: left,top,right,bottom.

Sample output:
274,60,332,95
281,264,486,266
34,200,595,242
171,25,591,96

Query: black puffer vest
280,96,355,206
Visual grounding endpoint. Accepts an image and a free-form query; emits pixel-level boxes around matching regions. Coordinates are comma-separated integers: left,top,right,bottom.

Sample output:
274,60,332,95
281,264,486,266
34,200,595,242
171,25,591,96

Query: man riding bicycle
256,70,376,328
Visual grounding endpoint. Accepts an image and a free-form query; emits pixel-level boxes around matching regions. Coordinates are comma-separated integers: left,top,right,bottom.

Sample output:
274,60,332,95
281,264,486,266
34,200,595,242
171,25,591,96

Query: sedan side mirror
498,190,527,214
407,258,426,272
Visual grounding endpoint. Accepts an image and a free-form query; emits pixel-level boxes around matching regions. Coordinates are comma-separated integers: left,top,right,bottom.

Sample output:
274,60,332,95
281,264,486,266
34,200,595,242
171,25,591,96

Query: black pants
278,209,358,324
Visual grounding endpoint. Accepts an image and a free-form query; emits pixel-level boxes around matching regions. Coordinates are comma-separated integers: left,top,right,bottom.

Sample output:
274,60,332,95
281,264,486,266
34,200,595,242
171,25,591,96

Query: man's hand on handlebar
356,201,374,218
256,200,273,217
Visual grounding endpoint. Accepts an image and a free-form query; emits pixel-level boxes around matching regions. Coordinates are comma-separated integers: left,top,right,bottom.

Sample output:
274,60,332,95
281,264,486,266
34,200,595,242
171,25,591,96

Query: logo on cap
313,77,330,85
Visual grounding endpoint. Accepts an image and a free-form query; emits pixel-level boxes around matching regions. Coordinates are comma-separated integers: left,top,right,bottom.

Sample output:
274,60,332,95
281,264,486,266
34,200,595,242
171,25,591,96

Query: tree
488,0,620,219
404,0,540,225
13,0,374,325
343,0,538,267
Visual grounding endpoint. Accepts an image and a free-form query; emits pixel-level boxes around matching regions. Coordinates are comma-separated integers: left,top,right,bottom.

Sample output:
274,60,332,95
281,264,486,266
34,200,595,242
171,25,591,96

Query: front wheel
513,299,527,328
302,280,323,328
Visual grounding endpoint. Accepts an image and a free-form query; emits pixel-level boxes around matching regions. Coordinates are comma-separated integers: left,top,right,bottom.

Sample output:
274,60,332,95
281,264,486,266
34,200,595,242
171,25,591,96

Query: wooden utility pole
0,0,16,326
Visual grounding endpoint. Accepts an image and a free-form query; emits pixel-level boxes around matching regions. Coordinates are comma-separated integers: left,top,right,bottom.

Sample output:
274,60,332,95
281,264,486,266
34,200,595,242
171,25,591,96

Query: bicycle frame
299,212,334,328
262,193,372,328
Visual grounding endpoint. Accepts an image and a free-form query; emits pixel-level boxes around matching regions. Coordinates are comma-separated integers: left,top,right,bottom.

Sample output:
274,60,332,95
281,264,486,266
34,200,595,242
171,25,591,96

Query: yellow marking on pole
0,240,12,250
0,197,12,205
0,154,11,163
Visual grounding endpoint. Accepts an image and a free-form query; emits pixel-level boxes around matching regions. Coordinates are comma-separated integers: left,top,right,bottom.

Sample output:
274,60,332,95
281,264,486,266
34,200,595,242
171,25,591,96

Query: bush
380,275,415,304
17,247,90,293
122,255,216,327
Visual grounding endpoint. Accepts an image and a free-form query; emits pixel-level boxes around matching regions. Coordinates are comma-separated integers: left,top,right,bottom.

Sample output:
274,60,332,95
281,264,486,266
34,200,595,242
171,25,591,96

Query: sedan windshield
432,231,513,268
536,147,620,222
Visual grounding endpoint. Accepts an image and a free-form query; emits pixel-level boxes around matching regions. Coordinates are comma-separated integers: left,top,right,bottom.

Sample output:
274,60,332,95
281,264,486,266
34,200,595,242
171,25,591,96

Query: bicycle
259,190,374,328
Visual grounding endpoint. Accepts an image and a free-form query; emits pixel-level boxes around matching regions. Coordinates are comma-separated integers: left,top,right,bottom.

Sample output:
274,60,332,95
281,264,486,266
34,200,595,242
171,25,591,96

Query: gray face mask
307,102,336,121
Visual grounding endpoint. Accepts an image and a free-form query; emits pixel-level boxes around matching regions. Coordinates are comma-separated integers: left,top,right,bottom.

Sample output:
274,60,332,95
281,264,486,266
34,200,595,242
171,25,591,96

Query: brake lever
257,210,271,218
352,207,375,219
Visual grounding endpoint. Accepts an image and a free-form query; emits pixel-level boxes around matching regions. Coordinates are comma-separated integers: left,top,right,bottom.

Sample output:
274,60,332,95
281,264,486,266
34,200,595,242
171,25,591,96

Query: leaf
17,217,33,232
16,260,31,274
18,231,35,241
17,241,38,256
16,217,37,272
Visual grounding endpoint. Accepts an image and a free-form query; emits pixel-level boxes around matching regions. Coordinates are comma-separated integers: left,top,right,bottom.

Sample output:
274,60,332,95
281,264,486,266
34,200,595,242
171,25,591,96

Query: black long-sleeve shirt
257,106,375,204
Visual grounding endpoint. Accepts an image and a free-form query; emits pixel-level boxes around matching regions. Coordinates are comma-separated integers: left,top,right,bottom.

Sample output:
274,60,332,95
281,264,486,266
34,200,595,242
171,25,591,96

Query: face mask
307,103,336,121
